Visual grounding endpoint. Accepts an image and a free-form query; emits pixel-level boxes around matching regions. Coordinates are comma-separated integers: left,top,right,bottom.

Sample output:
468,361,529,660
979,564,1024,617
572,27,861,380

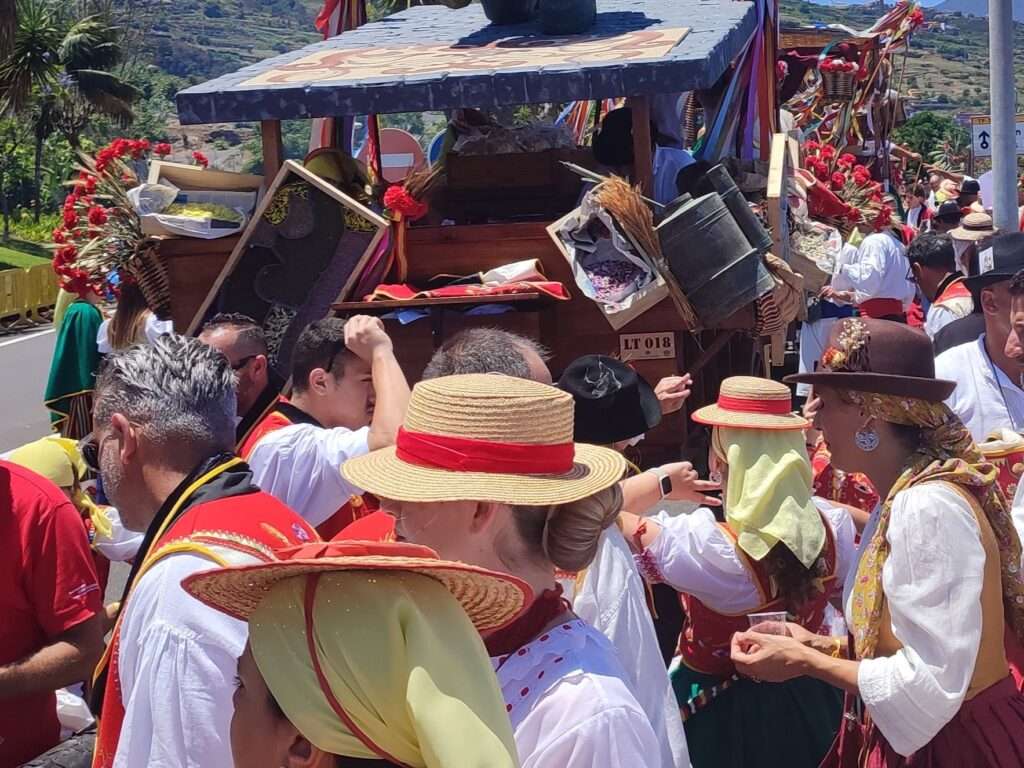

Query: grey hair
422,328,549,380
94,333,237,457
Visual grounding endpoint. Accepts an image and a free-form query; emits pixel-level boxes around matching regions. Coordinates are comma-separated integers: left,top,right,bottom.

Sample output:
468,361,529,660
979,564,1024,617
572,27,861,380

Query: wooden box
155,235,239,333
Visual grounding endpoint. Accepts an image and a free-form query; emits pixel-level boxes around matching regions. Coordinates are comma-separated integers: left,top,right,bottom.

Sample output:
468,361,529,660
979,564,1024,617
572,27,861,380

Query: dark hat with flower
785,318,955,402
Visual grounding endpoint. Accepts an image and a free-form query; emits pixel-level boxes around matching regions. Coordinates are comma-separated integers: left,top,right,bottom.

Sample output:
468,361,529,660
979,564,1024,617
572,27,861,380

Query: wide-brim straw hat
182,540,530,633
692,376,808,430
950,212,997,242
342,374,627,505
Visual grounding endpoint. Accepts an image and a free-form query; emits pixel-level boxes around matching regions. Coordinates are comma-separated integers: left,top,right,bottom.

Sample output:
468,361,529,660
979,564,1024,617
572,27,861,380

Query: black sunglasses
78,436,100,474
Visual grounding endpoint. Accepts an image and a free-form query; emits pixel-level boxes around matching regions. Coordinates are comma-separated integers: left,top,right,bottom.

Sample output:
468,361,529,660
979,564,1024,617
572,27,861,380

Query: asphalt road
0,327,58,453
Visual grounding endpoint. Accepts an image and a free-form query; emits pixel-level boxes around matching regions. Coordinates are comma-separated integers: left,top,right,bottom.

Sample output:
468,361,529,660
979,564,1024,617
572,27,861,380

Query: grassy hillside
781,0,1024,114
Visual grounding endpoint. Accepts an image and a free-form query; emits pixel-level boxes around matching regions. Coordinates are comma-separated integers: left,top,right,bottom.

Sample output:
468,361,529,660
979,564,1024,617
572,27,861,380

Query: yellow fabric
842,391,1024,659
712,426,826,569
8,436,112,538
250,571,519,768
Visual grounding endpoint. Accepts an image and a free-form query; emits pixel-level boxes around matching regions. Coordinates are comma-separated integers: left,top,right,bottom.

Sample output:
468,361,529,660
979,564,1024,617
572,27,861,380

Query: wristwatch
648,467,673,499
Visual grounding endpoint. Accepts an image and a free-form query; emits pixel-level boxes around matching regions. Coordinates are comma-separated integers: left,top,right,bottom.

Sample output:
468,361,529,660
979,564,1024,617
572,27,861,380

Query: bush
8,211,62,245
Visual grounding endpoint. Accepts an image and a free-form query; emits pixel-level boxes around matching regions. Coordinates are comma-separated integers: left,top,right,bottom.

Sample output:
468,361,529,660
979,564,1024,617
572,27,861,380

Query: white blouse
492,619,661,768
97,313,174,354
638,498,857,615
842,483,988,757
831,231,916,309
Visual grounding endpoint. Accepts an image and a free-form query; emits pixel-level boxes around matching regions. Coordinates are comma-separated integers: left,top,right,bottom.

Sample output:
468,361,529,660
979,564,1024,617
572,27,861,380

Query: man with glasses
198,313,284,450
241,315,410,537
88,334,316,768
906,232,972,339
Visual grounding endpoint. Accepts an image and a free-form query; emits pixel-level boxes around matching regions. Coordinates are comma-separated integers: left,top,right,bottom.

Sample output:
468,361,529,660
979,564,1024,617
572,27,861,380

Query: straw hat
692,376,808,431
950,212,998,242
183,539,530,632
341,374,626,505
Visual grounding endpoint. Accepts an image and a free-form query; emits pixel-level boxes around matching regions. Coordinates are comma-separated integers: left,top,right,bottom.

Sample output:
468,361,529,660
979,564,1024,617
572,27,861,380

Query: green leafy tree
0,0,139,219
892,112,969,168
0,117,32,241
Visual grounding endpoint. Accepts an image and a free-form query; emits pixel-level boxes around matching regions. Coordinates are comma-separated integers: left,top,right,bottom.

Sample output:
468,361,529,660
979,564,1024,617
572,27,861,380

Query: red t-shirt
0,461,102,766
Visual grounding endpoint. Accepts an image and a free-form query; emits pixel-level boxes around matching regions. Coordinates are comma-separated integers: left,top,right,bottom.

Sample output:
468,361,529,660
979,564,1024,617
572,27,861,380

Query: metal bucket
481,0,539,24
703,164,774,253
656,192,773,327
540,0,597,34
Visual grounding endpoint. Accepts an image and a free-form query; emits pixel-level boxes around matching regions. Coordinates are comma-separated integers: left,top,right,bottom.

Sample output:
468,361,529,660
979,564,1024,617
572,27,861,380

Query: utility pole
989,0,1017,231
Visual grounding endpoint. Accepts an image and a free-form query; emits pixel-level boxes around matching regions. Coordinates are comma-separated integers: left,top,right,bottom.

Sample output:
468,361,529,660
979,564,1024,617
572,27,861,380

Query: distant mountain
933,0,1024,20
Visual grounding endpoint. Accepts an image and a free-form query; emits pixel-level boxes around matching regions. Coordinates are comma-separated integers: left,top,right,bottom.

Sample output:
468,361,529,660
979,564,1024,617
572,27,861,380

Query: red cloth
907,297,926,329
333,509,396,542
858,298,904,320
812,442,880,513
0,462,102,766
365,281,570,302
863,676,1024,767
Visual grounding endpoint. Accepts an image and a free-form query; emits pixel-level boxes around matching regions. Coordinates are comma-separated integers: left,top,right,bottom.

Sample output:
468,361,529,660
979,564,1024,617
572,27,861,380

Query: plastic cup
747,611,788,635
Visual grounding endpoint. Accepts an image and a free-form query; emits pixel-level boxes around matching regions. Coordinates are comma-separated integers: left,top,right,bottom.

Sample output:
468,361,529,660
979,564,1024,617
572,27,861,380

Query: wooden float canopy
175,0,758,195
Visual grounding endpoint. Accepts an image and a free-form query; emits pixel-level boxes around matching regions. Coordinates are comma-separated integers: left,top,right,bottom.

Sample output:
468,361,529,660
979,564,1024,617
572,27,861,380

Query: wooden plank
629,96,654,197
261,120,285,179
765,132,791,263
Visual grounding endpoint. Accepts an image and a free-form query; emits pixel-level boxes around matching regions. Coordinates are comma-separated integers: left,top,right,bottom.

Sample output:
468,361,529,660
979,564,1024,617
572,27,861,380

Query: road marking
0,327,55,348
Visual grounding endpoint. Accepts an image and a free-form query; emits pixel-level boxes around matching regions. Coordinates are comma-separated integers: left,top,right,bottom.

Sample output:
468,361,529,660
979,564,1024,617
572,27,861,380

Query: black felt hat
558,355,662,444
964,232,1024,292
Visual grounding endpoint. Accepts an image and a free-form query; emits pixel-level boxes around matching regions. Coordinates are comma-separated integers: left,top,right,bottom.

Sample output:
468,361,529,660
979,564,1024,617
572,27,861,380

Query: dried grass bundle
593,176,698,327
404,164,446,201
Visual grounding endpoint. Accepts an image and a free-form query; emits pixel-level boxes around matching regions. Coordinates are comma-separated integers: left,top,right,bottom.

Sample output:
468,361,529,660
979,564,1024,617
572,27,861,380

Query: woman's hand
730,630,813,683
654,374,693,415
658,462,722,506
819,286,854,305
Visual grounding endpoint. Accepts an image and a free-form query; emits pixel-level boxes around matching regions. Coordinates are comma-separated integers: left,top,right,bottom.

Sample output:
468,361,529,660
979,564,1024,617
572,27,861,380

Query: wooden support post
628,95,654,198
261,120,285,179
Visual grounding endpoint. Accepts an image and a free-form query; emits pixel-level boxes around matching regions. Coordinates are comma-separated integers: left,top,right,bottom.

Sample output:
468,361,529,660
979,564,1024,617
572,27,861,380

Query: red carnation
54,244,78,264
63,209,79,228
87,206,108,226
52,228,67,244
837,153,856,169
831,171,847,190
192,151,209,168
813,162,830,182
154,142,172,158
383,184,429,221
820,144,837,160
805,140,820,153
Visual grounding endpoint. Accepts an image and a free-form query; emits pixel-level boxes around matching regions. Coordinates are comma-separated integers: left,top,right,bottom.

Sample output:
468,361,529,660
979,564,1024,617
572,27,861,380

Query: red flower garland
383,185,429,221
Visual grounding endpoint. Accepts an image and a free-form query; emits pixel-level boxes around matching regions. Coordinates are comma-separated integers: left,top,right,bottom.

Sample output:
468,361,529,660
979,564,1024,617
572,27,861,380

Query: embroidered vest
870,483,1013,700
92,489,317,768
237,398,375,538
678,515,838,678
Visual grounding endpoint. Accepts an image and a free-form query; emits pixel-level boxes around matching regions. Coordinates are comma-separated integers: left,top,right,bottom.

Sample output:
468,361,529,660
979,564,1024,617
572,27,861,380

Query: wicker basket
128,244,172,320
822,70,856,101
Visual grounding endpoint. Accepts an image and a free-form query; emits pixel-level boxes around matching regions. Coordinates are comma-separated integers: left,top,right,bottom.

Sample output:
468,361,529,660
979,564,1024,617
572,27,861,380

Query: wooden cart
175,0,770,464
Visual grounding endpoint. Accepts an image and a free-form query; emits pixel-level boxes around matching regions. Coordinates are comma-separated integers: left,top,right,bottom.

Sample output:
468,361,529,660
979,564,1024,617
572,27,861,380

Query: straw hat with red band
341,373,627,505
692,376,809,431
182,539,531,633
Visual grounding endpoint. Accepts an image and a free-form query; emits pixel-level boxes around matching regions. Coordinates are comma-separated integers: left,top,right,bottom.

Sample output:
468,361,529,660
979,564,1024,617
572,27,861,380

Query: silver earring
709,470,723,484
854,428,879,452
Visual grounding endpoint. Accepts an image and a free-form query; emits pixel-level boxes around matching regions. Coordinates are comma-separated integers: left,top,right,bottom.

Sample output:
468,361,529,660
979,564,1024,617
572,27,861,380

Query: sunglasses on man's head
78,436,100,474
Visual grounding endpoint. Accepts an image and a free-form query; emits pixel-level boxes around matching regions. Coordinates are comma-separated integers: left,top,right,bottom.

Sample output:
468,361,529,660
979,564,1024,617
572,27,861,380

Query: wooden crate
154,235,239,332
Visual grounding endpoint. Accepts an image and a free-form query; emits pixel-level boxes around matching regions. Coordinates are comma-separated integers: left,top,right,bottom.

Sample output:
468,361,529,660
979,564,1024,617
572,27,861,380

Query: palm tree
0,0,138,220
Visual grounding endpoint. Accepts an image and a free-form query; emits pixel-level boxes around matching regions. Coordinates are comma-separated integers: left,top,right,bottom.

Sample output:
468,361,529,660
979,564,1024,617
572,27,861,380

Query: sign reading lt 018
619,332,676,361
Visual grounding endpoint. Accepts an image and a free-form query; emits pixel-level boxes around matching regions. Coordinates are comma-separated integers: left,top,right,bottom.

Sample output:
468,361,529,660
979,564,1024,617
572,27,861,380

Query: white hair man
89,334,317,768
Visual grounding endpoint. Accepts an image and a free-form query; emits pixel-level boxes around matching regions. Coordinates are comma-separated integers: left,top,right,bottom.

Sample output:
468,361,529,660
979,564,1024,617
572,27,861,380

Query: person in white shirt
906,232,972,339
736,318,1024,765
343,374,664,768
902,184,929,231
87,335,317,768
935,234,1024,442
243,315,410,536
619,376,856,768
95,282,173,354
926,173,942,211
824,227,916,322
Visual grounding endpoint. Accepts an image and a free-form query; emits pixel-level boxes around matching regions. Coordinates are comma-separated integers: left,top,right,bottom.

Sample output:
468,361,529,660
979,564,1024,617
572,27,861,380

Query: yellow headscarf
8,436,111,538
250,571,519,768
713,426,826,569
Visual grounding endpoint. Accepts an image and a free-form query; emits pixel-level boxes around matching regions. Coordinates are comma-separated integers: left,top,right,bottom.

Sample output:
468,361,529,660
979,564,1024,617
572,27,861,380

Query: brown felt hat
785,318,955,402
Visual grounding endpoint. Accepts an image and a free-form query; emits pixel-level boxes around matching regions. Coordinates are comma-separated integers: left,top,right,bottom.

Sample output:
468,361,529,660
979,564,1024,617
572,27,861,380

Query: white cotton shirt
114,552,249,768
935,335,1024,442
640,498,857,615
570,527,690,768
246,423,369,528
96,314,174,354
842,483,987,757
831,232,916,309
493,619,662,768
